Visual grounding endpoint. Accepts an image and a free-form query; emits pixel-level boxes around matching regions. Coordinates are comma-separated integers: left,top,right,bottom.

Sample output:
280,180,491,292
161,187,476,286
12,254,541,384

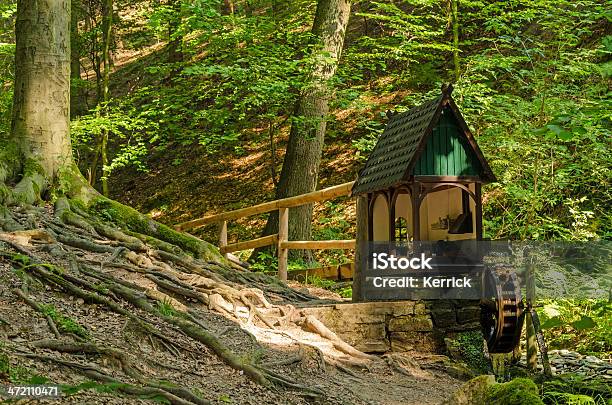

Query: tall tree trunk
451,0,459,81
70,0,82,117
167,0,183,63
100,0,113,196
257,0,351,261
11,0,73,183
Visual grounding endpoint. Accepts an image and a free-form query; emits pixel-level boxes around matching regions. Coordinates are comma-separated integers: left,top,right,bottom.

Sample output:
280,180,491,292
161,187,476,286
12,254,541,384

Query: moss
486,378,544,405
0,183,10,204
443,375,496,405
39,304,89,339
0,141,21,183
454,330,491,374
22,158,45,177
89,197,221,261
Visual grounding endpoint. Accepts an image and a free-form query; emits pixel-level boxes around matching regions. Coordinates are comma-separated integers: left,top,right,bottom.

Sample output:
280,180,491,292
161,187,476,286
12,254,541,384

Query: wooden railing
175,181,356,281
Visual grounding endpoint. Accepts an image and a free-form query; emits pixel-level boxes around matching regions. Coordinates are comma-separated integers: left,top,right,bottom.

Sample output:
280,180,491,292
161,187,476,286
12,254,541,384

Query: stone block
388,301,415,316
388,315,433,332
447,321,481,332
414,302,429,315
431,309,457,328
337,322,387,348
457,306,481,324
390,331,441,353
354,340,390,353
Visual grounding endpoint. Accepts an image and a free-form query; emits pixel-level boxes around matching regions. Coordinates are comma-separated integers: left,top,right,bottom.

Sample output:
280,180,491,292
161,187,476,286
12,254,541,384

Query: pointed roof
352,85,496,196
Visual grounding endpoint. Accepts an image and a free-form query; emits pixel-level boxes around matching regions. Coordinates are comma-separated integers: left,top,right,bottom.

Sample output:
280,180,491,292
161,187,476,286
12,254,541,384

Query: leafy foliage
537,299,611,357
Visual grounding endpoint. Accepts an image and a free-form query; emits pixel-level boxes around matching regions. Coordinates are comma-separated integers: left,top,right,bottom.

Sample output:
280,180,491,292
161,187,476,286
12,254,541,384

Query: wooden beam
411,183,421,241
175,181,354,231
475,183,483,240
280,240,356,250
278,208,289,282
352,195,368,302
218,221,228,259
220,234,278,254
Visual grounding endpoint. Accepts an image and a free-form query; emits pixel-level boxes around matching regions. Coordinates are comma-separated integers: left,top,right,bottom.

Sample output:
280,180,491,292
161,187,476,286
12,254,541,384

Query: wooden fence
174,181,356,281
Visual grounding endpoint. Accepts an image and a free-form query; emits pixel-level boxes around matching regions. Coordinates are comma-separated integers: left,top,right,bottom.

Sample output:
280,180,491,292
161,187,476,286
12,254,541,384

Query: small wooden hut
351,84,496,243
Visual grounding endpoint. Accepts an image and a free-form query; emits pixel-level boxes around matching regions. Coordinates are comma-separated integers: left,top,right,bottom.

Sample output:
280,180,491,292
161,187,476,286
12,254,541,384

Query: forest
0,0,610,404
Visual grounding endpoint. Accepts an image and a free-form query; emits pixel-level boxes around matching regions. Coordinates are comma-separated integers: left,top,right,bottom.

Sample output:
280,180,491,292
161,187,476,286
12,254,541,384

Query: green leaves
571,316,597,331
541,316,564,330
538,299,610,356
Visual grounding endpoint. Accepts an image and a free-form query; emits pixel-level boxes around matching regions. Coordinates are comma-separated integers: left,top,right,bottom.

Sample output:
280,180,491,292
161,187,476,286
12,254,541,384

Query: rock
388,315,433,332
445,362,476,380
76,298,84,305
431,309,456,328
389,331,441,352
607,369,612,376
414,302,429,315
442,375,495,405
486,378,544,405
444,337,462,361
456,306,481,324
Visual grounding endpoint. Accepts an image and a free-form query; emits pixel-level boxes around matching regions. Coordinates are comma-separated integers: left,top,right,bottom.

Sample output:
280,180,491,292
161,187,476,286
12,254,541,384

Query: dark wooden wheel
480,266,524,353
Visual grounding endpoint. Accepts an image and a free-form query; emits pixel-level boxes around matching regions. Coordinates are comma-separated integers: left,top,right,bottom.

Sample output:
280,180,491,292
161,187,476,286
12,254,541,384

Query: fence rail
174,181,356,281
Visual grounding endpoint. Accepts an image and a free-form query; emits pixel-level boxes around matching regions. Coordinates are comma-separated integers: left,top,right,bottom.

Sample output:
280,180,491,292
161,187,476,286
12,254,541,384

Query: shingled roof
352,85,495,196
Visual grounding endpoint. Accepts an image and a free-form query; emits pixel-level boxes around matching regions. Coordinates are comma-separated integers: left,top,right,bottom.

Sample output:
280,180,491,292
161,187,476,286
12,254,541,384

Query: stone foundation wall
301,300,481,354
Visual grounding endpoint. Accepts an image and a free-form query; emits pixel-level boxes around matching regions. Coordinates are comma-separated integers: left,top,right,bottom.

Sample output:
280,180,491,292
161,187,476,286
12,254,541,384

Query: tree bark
257,0,351,261
451,0,459,81
70,0,82,117
167,0,183,63
100,0,113,196
11,0,73,180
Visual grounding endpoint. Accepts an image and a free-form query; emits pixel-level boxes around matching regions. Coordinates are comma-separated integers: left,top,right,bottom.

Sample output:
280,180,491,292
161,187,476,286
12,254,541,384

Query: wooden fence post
526,251,537,371
278,207,288,282
219,221,228,260
352,195,368,302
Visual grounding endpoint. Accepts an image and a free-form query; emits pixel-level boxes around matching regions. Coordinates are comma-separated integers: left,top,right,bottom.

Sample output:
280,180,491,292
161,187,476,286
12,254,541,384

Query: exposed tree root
13,288,62,339
17,351,205,405
0,188,387,399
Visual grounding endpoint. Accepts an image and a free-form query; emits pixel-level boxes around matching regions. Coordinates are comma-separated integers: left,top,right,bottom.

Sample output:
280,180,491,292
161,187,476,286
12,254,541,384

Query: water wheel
480,266,525,353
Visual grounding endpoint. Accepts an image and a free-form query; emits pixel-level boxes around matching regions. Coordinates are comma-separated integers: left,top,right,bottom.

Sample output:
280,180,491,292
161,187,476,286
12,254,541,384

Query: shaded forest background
0,0,610,256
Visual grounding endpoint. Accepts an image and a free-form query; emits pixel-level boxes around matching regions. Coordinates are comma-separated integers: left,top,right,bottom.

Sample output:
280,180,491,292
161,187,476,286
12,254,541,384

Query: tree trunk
167,0,183,63
451,0,459,81
100,0,113,196
257,0,351,261
11,0,73,182
70,0,82,117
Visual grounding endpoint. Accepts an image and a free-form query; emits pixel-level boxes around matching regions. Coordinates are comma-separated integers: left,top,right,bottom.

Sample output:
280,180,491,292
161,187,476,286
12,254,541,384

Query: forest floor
0,204,463,405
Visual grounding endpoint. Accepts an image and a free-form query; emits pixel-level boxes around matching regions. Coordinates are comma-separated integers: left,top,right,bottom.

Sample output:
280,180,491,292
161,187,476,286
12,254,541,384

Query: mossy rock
442,375,496,405
486,378,544,405
447,377,545,405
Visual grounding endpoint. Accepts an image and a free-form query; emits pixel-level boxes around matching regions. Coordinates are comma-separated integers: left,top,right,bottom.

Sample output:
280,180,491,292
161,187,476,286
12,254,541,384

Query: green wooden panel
412,108,482,177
